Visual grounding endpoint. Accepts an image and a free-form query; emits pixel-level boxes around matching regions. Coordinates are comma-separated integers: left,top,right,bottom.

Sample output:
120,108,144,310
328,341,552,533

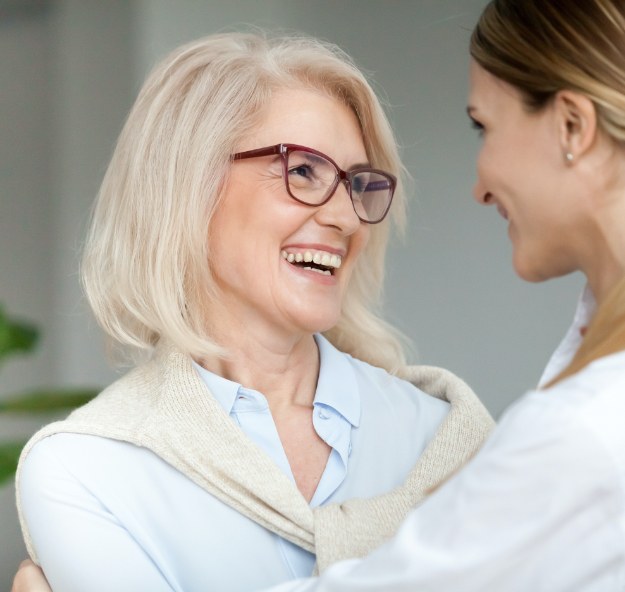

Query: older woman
14,33,491,592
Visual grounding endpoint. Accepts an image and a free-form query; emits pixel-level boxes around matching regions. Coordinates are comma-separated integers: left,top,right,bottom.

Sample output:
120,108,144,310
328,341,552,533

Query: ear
554,90,598,162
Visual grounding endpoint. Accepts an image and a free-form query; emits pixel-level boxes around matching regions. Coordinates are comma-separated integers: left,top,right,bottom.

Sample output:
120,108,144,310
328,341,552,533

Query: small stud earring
565,151,574,163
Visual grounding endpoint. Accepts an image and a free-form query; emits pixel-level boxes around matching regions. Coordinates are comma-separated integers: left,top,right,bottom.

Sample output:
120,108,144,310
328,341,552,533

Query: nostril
472,179,490,205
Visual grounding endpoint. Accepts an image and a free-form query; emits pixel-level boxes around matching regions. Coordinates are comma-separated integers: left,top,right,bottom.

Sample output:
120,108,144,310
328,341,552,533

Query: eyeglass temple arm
232,144,284,160
363,179,394,193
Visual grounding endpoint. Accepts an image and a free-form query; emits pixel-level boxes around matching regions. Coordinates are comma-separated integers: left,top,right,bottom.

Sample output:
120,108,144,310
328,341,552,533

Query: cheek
343,226,371,284
352,226,370,261
476,141,504,184
477,139,526,202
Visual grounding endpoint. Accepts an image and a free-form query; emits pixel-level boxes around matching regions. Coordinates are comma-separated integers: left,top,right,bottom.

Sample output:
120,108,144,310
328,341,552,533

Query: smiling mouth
281,249,343,276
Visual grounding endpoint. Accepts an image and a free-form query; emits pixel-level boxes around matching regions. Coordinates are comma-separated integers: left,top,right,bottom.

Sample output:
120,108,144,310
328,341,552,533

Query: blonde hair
471,0,625,385
82,32,409,372
549,277,625,387
471,0,625,138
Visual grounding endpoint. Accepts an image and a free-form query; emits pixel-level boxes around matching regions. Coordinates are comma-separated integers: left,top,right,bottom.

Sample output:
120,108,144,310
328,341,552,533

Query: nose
472,177,493,206
314,180,362,234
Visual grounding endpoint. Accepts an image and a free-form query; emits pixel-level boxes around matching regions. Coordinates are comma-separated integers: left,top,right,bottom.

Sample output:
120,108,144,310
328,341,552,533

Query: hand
11,560,52,592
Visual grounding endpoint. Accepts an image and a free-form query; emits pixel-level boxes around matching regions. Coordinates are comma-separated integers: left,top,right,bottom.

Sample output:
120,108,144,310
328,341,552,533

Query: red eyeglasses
232,143,396,224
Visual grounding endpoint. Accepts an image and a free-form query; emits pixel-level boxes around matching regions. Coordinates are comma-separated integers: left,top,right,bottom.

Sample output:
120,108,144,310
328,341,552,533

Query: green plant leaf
0,440,26,487
0,306,39,364
0,306,100,486
0,388,98,413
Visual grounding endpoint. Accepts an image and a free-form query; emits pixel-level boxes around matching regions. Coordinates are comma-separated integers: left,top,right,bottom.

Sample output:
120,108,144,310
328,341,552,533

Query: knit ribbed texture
313,365,493,571
16,342,493,571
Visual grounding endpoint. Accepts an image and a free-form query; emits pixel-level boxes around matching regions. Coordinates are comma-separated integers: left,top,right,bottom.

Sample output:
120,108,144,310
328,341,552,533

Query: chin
512,251,544,283
295,311,341,336
513,254,566,284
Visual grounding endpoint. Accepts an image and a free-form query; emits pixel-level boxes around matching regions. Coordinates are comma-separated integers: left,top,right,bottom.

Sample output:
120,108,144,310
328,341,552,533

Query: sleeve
264,392,625,591
19,437,175,592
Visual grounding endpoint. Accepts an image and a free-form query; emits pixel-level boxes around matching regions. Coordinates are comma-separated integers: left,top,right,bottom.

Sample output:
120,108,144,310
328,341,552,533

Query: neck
198,311,320,412
583,194,625,304
568,137,625,303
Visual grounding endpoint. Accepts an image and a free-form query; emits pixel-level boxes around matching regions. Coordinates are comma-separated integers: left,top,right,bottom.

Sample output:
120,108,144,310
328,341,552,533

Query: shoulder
345,352,487,418
344,356,495,460
20,433,146,490
19,433,185,542
18,434,155,547
24,345,199,446
520,350,625,422
342,355,452,430
17,352,183,487
482,352,625,482
518,351,625,460
557,350,625,403
20,433,178,501
350,353,446,398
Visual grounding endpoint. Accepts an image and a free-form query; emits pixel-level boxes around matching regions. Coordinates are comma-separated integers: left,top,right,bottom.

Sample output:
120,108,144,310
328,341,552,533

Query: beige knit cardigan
16,341,494,573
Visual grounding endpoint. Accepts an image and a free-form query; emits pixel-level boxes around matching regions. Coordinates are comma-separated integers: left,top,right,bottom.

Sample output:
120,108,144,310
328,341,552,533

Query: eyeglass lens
286,149,392,223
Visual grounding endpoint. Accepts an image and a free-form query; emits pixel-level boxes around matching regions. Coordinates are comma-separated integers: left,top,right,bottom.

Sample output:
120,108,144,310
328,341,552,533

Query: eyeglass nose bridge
338,173,352,196
323,171,359,214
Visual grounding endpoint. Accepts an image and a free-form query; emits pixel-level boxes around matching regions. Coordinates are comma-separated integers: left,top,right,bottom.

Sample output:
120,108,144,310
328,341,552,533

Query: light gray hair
82,32,409,372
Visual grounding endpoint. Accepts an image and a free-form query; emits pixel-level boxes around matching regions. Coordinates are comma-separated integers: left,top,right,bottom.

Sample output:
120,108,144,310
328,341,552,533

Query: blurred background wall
0,0,582,585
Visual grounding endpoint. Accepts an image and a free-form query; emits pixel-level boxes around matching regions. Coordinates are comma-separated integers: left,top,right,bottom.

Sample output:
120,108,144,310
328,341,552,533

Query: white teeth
281,249,343,270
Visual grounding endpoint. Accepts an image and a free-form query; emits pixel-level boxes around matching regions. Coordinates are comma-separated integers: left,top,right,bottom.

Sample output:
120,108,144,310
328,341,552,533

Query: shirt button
317,409,330,420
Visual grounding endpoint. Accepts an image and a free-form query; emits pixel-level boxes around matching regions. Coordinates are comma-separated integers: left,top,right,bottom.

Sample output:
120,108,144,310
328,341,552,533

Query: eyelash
470,118,485,136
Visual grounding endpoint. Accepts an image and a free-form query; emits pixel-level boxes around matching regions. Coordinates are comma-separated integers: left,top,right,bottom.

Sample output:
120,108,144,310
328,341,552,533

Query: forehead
245,88,368,164
468,60,524,113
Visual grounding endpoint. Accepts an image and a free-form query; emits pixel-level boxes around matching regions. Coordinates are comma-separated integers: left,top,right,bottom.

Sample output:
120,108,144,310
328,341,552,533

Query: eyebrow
300,152,370,170
301,152,328,166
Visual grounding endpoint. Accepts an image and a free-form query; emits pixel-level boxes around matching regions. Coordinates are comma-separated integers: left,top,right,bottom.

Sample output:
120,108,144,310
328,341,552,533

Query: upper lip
495,203,509,220
282,243,347,257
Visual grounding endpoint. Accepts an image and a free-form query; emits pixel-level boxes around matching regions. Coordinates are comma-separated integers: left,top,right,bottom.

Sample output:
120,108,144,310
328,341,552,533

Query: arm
19,437,175,592
267,391,625,591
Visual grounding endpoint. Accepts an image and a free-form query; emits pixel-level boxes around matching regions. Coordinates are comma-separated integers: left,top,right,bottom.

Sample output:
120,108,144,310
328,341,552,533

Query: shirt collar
314,334,361,428
192,335,361,427
192,360,240,414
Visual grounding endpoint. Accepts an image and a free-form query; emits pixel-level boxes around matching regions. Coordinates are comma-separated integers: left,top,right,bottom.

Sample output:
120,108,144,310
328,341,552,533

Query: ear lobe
555,90,598,161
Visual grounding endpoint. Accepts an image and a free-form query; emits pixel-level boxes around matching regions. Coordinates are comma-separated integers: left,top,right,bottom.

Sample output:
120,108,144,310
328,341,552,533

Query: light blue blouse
20,335,450,592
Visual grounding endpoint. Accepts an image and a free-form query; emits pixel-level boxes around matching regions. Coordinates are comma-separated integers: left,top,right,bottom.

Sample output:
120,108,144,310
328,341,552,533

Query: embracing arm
312,363,494,572
267,392,625,591
12,560,50,592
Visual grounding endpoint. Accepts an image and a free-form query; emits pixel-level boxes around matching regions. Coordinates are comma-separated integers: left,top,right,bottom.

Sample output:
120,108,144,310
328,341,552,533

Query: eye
470,117,485,137
287,150,335,190
288,163,315,180
351,175,366,195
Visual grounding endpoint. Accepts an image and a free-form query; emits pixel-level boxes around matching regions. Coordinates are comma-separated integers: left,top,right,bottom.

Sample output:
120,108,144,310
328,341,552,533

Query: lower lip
507,221,515,239
283,260,338,285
